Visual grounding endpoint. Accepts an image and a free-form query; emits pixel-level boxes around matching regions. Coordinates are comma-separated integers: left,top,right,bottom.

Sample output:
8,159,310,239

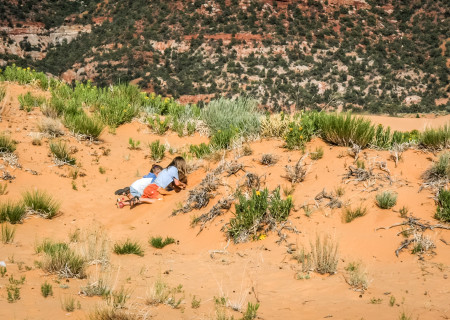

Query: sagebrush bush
317,113,375,147
113,239,144,256
419,124,450,150
375,191,398,209
49,140,75,165
22,190,60,219
0,201,26,224
149,236,176,249
202,96,261,138
150,140,165,162
64,113,105,140
435,189,450,222
0,133,16,153
423,152,450,182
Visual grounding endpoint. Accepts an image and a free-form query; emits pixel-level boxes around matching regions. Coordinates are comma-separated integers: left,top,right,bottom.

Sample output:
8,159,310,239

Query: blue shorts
129,186,141,198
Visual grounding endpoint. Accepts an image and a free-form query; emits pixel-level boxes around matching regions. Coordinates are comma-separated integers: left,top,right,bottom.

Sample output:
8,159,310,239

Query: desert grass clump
0,133,17,153
18,92,46,112
0,201,26,224
146,278,184,309
41,281,53,297
189,143,211,159
310,146,324,160
345,261,369,290
423,152,450,183
375,191,398,209
113,239,144,256
149,140,165,162
88,307,138,320
36,239,86,278
37,117,65,137
435,189,450,222
150,236,176,249
50,140,76,165
64,113,105,140
310,234,339,274
260,113,291,138
1,223,16,243
343,206,367,223
227,187,293,243
210,127,238,150
202,96,261,138
22,189,60,219
81,278,111,297
317,113,375,148
419,124,450,150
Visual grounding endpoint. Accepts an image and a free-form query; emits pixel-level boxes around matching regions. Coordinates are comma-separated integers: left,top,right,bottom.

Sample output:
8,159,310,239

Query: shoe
130,196,140,209
117,201,124,209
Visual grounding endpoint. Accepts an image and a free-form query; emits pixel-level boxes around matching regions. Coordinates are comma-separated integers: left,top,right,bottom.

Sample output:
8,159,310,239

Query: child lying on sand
118,156,187,209
115,164,162,208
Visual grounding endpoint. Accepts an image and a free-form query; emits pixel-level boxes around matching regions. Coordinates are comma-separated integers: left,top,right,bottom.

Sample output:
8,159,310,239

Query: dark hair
150,164,163,173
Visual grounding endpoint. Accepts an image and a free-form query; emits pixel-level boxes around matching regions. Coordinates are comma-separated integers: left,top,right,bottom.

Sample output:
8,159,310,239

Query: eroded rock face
0,23,91,61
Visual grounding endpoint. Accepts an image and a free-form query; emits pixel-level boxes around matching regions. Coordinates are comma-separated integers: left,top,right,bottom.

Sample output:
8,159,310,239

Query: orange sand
0,83,449,319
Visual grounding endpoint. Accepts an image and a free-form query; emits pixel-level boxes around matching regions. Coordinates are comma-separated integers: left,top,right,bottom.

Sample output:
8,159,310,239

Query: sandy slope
0,83,449,320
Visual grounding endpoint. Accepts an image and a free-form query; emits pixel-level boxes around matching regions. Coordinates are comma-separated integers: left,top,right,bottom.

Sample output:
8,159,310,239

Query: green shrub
149,140,165,162
64,113,105,140
0,133,17,153
189,143,211,158
149,115,171,135
128,138,140,150
41,282,53,297
210,127,238,150
36,239,86,278
149,236,176,249
227,188,293,243
435,189,450,222
1,223,16,243
242,302,260,320
317,113,375,147
423,152,450,182
22,190,60,219
202,96,261,137
0,201,26,224
2,65,53,89
375,191,398,209
343,206,367,223
18,92,46,112
419,124,450,150
113,239,144,256
49,140,76,165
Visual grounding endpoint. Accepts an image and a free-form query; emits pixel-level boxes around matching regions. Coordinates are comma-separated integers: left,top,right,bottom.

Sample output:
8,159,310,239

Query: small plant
62,296,76,312
189,143,211,158
310,234,338,274
37,118,65,137
399,206,409,218
335,186,345,197
150,115,171,135
398,311,412,320
282,184,295,197
113,239,144,256
389,295,396,307
242,144,253,156
18,92,46,112
7,284,20,303
375,191,398,209
99,167,106,174
310,146,324,160
345,261,369,290
260,153,278,166
423,152,450,182
32,138,42,146
284,121,312,150
370,297,382,304
64,113,105,140
149,236,176,249
303,206,313,217
186,121,196,136
0,266,6,277
435,189,450,222
356,160,365,169
107,286,130,309
0,201,26,224
128,138,141,150
72,181,77,190
146,278,184,309
22,190,60,219
191,295,201,309
210,127,238,150
149,140,165,162
80,278,111,297
49,140,76,165
242,302,260,320
0,133,17,153
343,206,367,223
1,223,16,243
41,282,53,297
